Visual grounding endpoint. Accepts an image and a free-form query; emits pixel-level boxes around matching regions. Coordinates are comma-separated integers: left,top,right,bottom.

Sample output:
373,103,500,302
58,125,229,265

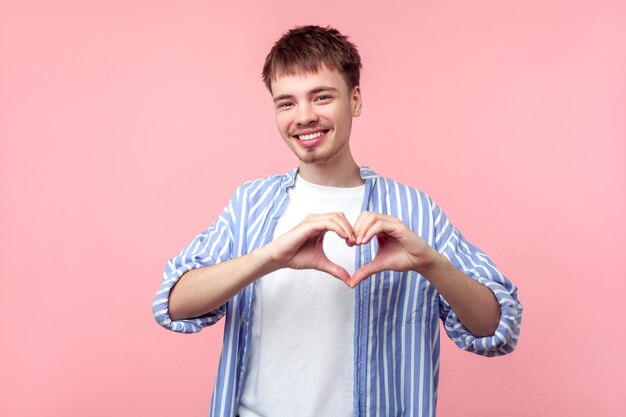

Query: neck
297,150,363,187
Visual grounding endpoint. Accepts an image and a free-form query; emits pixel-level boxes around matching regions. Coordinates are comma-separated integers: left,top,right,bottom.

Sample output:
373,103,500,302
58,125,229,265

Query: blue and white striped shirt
153,167,522,417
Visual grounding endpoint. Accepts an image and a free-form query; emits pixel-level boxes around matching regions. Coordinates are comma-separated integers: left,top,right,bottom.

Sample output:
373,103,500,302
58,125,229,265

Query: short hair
262,25,362,92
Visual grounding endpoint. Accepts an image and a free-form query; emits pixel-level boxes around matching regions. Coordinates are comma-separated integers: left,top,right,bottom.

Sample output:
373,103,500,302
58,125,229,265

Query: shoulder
229,169,295,205
368,172,435,208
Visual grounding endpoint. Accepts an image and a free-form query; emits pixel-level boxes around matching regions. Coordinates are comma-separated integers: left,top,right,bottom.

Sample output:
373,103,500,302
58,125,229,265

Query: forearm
419,253,501,337
169,212,359,321
168,246,279,321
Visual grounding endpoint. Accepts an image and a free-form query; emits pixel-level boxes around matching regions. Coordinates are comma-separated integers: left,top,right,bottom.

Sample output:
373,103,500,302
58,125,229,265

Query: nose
295,102,319,125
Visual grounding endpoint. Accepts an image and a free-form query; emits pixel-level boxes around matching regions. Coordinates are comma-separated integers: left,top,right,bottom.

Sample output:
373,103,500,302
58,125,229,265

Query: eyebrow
272,86,339,103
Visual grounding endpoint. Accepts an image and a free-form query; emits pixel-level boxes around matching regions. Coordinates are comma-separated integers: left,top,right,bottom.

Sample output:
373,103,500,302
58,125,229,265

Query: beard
297,147,338,164
288,136,348,165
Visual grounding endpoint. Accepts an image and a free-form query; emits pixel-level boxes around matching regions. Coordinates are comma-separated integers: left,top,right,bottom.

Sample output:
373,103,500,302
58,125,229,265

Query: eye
315,95,331,102
276,101,293,109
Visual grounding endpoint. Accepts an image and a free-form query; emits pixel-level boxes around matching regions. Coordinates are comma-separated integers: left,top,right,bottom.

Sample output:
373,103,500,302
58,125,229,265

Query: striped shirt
153,167,523,417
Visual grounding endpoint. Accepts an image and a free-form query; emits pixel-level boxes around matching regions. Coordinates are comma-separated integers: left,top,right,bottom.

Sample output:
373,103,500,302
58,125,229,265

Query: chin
297,150,335,165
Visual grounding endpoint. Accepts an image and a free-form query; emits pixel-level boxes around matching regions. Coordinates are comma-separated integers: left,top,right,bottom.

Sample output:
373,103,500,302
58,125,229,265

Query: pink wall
2,1,625,416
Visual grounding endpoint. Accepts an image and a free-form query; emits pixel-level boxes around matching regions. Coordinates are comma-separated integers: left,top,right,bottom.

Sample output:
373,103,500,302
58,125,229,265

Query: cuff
443,278,523,357
152,263,225,334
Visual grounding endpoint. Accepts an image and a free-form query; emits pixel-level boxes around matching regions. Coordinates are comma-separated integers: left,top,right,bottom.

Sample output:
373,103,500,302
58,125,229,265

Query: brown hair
262,25,362,92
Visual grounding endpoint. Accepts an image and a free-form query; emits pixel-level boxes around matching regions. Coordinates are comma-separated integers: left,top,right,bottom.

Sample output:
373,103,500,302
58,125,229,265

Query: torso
238,174,365,417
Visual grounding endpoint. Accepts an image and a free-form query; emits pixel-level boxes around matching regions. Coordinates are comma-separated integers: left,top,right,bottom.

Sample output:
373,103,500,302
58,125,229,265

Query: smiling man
153,25,522,417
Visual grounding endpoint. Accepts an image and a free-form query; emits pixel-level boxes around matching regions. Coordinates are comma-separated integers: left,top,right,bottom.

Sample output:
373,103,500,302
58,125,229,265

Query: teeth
298,131,324,141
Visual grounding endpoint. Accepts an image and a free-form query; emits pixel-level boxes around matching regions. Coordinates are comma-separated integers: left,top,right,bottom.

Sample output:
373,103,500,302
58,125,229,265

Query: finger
316,257,352,286
325,212,356,243
359,216,406,245
335,212,357,244
358,220,389,245
350,262,382,288
353,212,379,244
352,210,372,232
298,216,344,239
357,218,392,245
308,215,355,243
274,216,345,258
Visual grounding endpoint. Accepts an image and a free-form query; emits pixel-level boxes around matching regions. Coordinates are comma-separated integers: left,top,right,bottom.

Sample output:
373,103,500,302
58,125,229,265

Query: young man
153,25,522,417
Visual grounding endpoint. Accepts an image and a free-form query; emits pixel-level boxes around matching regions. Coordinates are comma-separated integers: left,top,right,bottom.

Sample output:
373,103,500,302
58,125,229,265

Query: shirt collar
280,166,379,191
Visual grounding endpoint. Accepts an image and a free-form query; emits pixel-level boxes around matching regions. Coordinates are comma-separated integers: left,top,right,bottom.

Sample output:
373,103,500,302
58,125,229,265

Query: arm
435,222,522,355
168,212,357,321
413,253,501,337
350,212,500,337
168,248,278,321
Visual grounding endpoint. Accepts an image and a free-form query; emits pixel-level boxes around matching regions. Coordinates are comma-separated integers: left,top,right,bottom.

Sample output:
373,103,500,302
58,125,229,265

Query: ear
351,86,362,117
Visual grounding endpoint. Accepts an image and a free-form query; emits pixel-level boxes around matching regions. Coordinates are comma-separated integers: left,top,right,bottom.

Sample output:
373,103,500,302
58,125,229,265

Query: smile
295,130,329,141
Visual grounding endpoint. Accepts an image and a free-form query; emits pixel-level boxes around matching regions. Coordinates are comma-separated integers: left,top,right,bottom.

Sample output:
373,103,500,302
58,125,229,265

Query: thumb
350,262,381,288
316,257,352,286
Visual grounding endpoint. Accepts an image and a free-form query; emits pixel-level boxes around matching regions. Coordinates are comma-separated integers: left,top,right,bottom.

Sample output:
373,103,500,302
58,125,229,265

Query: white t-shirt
238,175,365,417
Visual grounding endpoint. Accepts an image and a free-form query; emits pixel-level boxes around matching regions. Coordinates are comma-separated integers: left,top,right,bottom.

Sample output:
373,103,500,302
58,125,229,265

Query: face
271,66,362,166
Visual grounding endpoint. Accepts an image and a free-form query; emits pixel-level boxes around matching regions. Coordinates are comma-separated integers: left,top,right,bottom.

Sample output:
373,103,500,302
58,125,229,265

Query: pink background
2,1,625,416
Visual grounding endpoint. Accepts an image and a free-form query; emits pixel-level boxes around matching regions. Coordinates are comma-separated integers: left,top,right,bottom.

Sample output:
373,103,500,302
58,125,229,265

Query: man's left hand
350,212,441,288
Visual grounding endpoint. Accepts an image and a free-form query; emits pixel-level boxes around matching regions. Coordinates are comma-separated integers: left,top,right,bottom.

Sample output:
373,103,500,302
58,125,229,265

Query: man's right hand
169,213,357,321
262,212,356,285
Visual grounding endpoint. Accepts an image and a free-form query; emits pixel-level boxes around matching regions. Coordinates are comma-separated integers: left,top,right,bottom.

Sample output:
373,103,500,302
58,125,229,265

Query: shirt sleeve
432,201,523,357
152,200,235,334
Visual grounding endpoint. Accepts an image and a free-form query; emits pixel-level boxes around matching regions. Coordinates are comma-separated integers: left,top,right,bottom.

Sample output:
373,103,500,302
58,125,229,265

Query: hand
350,212,440,288
265,213,357,285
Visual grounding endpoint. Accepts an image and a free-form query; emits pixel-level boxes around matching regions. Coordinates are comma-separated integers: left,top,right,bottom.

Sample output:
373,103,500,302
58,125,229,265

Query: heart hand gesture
265,211,438,288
